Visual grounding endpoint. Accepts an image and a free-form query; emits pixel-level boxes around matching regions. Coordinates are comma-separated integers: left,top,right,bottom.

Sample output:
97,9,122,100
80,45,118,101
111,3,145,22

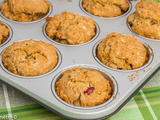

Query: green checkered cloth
0,70,160,120
1,0,160,120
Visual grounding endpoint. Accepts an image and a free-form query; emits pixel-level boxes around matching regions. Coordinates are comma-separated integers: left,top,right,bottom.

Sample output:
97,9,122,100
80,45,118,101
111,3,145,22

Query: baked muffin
1,0,50,22
0,21,10,45
128,0,160,39
55,67,111,107
45,11,96,45
82,0,129,17
1,39,58,76
97,33,148,70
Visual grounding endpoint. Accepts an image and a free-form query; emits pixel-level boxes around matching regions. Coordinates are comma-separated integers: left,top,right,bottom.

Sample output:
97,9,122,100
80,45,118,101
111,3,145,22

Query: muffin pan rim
0,39,62,79
79,0,132,19
0,0,53,24
51,64,118,110
92,36,154,72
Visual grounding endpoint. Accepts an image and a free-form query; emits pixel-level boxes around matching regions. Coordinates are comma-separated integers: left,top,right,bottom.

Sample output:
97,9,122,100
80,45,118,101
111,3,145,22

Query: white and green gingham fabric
0,0,160,120
0,69,160,120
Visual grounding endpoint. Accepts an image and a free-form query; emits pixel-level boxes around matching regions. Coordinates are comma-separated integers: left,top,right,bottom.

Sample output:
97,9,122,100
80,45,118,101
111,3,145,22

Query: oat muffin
82,0,129,17
97,33,148,70
45,11,96,45
1,39,58,76
1,0,50,22
55,67,111,107
128,0,160,39
0,21,10,45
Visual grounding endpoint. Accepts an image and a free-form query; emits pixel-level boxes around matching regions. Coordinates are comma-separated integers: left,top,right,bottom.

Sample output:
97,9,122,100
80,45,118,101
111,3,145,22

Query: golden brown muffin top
97,33,148,70
1,39,58,76
128,0,160,39
46,11,96,45
0,21,10,45
82,0,129,17
0,0,50,22
136,0,160,20
55,67,111,107
7,0,50,15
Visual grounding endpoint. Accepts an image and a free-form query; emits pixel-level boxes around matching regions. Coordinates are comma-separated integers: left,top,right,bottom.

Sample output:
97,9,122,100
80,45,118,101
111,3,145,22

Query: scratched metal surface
0,0,160,119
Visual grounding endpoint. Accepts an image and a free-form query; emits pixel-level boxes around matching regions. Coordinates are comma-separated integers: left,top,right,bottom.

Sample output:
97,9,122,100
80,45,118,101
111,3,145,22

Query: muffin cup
43,20,100,46
79,0,132,19
0,21,13,47
93,36,153,72
0,39,62,78
127,15,160,41
51,64,118,109
0,0,53,24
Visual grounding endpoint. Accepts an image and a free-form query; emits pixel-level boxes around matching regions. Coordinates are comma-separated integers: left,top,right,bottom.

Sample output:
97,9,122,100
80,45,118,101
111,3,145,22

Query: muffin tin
0,0,160,119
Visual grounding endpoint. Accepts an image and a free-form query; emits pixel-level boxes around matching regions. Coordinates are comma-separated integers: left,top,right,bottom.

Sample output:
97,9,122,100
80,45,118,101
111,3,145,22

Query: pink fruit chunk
84,87,94,95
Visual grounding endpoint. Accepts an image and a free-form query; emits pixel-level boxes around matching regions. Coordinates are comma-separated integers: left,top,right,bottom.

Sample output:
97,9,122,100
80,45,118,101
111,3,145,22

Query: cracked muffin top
0,21,10,45
45,11,96,45
1,0,50,22
55,67,111,107
82,0,129,17
128,0,160,39
1,39,58,76
97,33,148,70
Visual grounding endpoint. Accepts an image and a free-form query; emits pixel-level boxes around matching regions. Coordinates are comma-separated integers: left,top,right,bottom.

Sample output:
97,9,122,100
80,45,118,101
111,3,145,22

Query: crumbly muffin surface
82,0,129,17
97,33,148,70
45,11,96,45
2,39,58,76
55,67,111,107
0,21,10,45
1,0,50,22
128,0,160,39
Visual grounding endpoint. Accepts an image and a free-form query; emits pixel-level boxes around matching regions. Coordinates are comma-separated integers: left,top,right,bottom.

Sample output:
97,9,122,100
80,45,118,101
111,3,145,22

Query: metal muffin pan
0,0,160,119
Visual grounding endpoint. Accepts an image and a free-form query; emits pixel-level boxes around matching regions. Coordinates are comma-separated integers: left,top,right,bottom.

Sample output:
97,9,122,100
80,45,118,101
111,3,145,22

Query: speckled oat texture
128,0,160,39
0,21,10,45
45,11,96,45
1,39,58,76
97,33,148,70
1,0,50,22
55,67,111,107
82,0,129,17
